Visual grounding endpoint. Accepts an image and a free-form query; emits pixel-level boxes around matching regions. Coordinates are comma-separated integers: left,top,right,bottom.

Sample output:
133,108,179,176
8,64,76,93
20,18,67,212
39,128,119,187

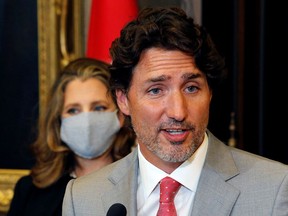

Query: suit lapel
99,131,241,216
191,131,240,216
101,149,139,215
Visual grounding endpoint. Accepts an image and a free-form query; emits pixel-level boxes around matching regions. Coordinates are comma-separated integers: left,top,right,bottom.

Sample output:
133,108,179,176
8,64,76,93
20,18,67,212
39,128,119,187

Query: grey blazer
62,131,288,216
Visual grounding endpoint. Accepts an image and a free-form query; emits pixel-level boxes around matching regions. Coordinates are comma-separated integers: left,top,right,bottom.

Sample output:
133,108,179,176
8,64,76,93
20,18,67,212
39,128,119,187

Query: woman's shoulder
14,175,34,190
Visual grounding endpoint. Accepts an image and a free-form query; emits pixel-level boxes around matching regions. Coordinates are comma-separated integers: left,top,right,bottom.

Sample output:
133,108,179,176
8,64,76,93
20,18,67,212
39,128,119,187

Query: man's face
117,47,212,170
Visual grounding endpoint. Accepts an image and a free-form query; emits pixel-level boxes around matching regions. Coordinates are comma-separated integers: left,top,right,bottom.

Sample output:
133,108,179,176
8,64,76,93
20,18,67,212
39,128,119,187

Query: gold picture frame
0,169,30,213
37,0,84,119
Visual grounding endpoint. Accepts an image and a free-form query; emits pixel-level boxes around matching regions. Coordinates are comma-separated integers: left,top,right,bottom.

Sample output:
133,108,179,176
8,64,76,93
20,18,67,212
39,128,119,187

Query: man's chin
156,147,191,163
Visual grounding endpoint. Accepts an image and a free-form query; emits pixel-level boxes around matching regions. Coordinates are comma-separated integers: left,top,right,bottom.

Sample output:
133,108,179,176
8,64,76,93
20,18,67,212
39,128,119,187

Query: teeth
166,130,184,134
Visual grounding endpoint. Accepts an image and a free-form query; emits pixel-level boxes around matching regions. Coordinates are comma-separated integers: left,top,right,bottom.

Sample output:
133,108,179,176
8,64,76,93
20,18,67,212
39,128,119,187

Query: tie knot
159,177,181,203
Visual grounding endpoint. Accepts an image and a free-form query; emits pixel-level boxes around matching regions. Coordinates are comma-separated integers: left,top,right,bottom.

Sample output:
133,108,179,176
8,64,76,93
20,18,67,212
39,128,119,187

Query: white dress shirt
137,133,208,216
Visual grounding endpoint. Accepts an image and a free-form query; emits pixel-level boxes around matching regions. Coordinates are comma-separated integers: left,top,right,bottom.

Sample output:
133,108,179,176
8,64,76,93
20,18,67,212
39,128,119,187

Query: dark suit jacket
7,173,73,216
63,131,288,216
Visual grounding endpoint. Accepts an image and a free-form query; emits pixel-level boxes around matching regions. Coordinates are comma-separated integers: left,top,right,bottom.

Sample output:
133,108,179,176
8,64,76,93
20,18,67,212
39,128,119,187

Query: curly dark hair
109,7,227,95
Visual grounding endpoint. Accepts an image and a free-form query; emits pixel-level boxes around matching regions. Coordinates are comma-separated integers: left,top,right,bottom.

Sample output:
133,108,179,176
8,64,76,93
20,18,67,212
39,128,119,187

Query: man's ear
116,110,125,127
116,89,130,116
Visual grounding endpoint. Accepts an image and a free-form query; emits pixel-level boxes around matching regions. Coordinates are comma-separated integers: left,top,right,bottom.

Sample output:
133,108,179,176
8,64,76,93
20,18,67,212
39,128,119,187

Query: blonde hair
31,58,135,188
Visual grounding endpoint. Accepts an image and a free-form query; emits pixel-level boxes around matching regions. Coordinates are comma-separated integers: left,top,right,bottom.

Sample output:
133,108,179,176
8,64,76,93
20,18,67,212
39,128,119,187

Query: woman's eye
93,106,107,111
67,108,79,115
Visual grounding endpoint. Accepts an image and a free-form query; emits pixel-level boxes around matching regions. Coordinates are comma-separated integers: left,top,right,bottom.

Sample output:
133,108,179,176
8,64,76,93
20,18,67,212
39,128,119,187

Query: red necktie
156,176,181,216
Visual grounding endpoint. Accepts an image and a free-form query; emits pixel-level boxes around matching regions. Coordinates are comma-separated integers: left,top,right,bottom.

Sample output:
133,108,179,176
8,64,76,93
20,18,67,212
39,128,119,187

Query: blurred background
0,0,287,169
0,0,287,213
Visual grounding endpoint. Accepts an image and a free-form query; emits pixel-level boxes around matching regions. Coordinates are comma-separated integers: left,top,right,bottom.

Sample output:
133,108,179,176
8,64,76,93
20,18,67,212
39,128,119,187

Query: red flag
86,0,138,63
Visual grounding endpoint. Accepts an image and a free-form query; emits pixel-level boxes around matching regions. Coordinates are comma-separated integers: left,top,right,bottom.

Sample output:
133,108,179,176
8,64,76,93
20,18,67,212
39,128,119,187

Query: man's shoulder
207,130,288,176
230,146,288,172
74,149,138,186
209,132,288,171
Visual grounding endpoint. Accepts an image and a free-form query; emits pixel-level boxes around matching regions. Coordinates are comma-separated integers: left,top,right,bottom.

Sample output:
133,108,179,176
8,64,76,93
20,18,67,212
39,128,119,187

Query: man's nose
165,91,188,122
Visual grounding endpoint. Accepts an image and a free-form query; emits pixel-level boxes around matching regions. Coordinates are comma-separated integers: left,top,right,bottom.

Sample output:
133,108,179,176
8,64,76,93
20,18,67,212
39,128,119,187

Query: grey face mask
60,110,120,159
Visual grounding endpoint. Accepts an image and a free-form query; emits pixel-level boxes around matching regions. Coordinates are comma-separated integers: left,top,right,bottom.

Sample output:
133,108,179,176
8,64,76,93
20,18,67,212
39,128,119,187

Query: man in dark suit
63,7,288,216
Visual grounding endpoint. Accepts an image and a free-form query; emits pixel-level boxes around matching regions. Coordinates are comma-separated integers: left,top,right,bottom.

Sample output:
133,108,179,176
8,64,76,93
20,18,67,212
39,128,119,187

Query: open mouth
161,128,190,143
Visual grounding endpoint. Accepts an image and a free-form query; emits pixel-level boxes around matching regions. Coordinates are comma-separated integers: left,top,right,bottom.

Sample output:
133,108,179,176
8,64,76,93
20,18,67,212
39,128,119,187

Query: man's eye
148,88,161,95
186,86,198,93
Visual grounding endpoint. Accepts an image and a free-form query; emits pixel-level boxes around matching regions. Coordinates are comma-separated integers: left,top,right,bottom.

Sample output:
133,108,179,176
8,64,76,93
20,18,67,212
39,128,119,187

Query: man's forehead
148,72,202,81
138,47,192,61
132,71,204,86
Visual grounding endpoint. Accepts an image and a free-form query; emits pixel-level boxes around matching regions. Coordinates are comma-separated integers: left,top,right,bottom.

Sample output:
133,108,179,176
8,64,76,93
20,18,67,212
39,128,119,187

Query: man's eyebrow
144,72,202,83
181,72,202,80
146,75,171,83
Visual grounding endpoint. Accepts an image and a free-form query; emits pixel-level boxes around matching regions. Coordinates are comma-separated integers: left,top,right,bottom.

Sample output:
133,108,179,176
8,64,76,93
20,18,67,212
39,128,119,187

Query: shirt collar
138,132,208,199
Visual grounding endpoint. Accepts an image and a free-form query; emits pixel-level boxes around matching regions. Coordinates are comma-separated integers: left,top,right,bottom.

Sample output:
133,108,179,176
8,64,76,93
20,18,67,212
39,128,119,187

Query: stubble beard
133,120,207,163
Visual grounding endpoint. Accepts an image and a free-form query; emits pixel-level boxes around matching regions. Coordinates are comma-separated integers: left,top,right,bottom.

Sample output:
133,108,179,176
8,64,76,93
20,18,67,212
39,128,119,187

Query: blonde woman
7,58,135,216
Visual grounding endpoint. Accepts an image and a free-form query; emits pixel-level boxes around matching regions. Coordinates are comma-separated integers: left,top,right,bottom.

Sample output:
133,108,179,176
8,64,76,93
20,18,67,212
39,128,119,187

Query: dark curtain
203,0,288,164
243,0,288,163
0,0,38,169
